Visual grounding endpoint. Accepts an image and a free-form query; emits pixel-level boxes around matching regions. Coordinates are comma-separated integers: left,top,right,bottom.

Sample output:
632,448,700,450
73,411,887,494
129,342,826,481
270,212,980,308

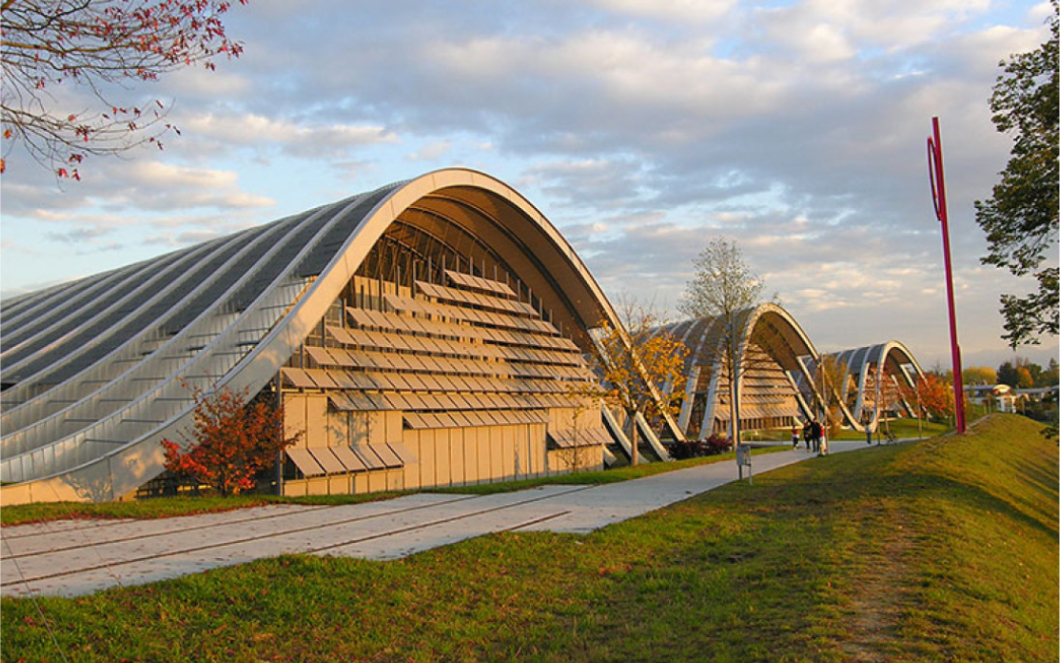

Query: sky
1,0,1057,372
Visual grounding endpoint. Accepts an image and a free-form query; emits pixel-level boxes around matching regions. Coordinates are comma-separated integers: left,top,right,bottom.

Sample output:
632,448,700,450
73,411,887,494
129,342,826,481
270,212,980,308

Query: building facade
660,306,926,438
0,169,927,505
0,170,675,505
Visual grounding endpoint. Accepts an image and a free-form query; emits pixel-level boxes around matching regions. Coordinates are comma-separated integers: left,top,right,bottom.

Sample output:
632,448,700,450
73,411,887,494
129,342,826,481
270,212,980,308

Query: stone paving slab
1,439,877,597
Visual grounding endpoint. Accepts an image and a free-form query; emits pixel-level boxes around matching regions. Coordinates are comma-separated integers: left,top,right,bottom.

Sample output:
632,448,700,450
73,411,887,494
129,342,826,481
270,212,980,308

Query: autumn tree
901,373,954,423
974,1,1059,347
1,0,248,178
590,301,688,466
998,357,1045,389
962,366,998,386
161,384,299,496
678,237,764,448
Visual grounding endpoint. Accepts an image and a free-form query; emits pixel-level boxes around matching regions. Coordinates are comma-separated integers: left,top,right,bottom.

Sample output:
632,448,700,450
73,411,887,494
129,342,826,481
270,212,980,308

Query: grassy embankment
2,414,1055,662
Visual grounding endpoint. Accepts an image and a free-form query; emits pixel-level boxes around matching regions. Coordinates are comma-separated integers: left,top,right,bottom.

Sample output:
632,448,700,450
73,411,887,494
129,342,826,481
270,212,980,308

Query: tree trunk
628,410,639,466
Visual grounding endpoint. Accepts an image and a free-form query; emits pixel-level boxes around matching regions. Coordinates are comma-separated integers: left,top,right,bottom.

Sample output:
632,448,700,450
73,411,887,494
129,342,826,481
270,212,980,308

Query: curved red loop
926,138,941,221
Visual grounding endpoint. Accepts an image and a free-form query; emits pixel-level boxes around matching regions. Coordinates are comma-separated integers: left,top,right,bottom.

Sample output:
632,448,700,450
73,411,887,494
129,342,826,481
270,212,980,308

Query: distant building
964,384,1018,412
1015,385,1060,403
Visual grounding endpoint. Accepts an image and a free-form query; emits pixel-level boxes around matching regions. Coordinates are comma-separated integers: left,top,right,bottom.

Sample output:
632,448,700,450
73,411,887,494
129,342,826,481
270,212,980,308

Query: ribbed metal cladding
294,186,398,278
34,222,280,388
8,232,254,386
158,221,291,335
0,251,187,366
0,204,328,443
0,169,670,503
0,184,378,480
225,201,343,313
1,257,144,328
0,215,300,433
1,267,113,326
0,237,227,380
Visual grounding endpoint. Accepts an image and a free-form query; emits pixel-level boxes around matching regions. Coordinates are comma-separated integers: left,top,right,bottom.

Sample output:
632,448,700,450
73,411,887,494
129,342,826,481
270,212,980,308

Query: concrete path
1,439,879,598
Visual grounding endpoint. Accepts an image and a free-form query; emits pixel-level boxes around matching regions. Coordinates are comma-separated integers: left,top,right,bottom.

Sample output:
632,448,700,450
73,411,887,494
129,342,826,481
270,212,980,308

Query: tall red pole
927,117,967,434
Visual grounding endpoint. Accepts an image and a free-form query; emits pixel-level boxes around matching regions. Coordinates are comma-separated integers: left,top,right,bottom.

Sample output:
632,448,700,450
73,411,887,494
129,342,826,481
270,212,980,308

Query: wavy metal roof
0,169,640,504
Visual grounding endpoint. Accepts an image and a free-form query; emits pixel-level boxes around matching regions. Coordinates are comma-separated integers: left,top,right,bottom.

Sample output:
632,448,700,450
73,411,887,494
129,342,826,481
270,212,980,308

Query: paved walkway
1,440,877,598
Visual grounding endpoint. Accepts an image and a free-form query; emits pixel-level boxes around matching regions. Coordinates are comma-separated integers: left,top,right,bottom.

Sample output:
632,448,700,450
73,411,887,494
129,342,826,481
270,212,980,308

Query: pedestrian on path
802,421,813,453
792,423,800,448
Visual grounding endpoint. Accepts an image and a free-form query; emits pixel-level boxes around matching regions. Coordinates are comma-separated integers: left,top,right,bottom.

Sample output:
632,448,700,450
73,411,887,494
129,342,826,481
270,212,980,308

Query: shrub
161,385,300,496
669,438,705,460
704,434,734,455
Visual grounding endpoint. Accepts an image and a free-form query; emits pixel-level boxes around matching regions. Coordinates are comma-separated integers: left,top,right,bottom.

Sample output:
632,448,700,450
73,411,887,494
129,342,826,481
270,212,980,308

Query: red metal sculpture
927,117,967,434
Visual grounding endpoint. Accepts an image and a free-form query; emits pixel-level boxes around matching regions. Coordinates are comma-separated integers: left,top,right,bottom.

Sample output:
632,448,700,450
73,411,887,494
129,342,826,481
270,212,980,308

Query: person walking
791,423,800,448
802,420,813,453
811,418,823,455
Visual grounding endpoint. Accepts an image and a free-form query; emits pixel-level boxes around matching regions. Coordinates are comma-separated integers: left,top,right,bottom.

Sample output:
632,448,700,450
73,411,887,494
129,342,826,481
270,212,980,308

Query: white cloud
177,112,398,159
406,140,452,161
1,0,1053,365
586,0,739,24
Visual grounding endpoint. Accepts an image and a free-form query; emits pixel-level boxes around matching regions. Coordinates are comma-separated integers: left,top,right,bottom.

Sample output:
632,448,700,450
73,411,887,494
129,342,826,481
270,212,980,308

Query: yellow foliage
591,319,688,424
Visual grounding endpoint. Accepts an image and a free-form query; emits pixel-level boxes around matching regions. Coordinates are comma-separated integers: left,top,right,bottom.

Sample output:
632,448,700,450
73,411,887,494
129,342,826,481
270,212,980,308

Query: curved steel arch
831,340,925,431
0,169,640,505
660,303,882,438
662,303,819,437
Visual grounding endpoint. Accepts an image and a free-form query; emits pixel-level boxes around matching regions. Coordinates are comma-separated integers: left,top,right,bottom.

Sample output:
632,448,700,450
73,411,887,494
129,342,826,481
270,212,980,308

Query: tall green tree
974,1,1059,348
997,360,1020,389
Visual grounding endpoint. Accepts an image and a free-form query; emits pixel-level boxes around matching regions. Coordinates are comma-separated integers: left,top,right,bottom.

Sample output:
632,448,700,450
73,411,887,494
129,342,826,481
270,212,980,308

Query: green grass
0,449,775,525
743,418,950,442
2,414,1054,662
1,420,946,526
826,417,950,441
0,454,745,526
0,490,421,527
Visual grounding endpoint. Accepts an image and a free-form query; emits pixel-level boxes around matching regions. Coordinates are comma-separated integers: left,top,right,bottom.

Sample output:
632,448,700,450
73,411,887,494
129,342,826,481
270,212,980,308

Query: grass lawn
2,414,1055,662
0,449,765,526
827,417,950,441
0,421,943,526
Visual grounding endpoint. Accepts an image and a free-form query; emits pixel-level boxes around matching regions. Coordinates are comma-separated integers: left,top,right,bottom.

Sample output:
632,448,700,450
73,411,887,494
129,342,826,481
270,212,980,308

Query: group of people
792,419,827,455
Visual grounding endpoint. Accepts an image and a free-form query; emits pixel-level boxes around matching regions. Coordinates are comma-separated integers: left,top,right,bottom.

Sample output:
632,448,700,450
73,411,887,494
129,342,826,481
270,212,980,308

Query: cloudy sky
1,0,1056,371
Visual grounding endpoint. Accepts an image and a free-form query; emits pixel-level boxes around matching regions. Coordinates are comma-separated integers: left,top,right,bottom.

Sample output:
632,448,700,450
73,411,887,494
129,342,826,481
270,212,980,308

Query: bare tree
2,0,247,178
556,380,604,473
678,237,764,452
814,354,849,438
